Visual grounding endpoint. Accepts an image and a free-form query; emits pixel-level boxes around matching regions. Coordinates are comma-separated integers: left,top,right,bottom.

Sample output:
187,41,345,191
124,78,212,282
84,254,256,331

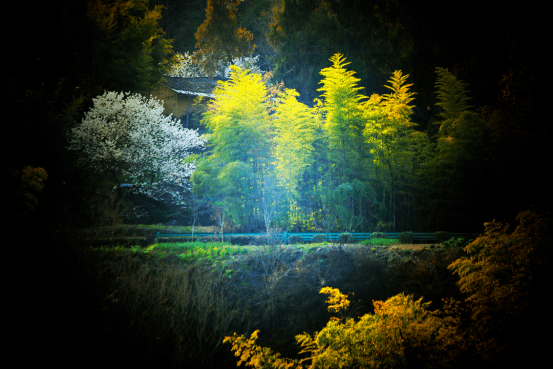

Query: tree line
187,53,512,234
4,0,547,235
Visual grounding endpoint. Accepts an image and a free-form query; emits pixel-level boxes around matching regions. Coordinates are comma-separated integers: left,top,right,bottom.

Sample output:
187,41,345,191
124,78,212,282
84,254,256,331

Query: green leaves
434,67,473,122
317,53,370,184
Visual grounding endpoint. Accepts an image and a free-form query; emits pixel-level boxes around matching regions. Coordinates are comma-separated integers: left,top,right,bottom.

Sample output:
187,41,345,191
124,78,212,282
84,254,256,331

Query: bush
339,232,354,245
446,210,553,365
370,232,387,239
286,235,304,245
399,231,415,244
223,290,448,369
442,237,471,250
311,234,327,243
435,231,451,243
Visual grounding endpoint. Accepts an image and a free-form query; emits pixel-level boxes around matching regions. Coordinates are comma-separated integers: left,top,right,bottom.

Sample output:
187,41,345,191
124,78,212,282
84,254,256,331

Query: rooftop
163,76,229,98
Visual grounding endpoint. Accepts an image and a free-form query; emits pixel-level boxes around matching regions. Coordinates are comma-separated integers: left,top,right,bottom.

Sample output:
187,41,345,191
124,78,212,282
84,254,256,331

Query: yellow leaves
272,88,317,194
223,330,303,369
320,287,352,313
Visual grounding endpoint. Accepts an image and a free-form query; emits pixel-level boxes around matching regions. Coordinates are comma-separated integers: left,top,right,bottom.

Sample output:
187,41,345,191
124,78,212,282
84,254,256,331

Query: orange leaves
194,0,255,77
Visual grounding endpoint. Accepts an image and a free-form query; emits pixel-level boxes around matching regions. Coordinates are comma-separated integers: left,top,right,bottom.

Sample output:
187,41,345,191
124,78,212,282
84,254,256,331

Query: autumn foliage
223,209,551,368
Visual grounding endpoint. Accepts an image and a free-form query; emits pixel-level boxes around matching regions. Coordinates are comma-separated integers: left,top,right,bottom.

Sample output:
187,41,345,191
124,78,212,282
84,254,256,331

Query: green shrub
339,232,354,245
370,232,387,239
442,237,471,250
311,234,327,243
435,231,451,243
287,235,304,245
399,231,415,244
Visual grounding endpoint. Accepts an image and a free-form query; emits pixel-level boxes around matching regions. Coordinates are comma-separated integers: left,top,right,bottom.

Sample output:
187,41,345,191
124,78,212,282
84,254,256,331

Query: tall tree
311,53,380,231
195,65,272,230
363,70,424,231
193,0,255,77
272,87,318,227
67,91,206,208
421,67,489,231
317,53,370,185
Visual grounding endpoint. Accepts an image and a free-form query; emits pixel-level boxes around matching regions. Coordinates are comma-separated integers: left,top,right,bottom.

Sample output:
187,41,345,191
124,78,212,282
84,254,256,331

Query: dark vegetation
44,209,551,368
47,227,459,367
5,1,549,368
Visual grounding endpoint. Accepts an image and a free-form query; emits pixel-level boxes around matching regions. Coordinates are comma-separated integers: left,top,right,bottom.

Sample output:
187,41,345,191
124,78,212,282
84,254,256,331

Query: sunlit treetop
381,70,417,122
316,53,367,110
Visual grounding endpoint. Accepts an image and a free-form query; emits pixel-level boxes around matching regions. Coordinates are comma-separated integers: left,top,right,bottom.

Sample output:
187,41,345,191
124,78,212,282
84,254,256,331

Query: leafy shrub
399,231,415,244
442,237,471,250
311,234,327,243
370,232,387,239
223,290,449,369
435,231,451,243
287,235,304,244
339,232,354,245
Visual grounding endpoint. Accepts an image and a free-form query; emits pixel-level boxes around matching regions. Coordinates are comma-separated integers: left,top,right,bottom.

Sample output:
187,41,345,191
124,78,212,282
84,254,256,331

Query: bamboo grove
190,53,491,233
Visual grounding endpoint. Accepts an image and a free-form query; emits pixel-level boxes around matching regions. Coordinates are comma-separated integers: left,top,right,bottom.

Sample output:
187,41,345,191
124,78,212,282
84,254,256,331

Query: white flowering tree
68,91,207,206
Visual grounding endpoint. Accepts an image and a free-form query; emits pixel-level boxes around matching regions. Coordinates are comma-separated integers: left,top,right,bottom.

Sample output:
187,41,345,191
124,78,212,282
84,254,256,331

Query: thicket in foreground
223,209,552,368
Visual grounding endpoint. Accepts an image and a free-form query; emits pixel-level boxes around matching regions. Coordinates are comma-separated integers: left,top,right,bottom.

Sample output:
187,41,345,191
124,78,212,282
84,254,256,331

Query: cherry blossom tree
67,91,207,206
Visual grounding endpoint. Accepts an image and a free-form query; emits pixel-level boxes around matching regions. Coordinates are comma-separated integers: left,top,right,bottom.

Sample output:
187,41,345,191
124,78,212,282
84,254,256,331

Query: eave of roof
170,89,215,99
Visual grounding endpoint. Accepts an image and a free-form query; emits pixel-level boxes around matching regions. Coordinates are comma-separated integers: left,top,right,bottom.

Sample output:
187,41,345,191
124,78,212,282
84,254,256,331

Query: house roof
163,76,228,99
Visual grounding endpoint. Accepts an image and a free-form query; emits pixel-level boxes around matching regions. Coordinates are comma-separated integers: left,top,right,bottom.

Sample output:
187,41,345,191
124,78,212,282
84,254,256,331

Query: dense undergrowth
52,210,551,368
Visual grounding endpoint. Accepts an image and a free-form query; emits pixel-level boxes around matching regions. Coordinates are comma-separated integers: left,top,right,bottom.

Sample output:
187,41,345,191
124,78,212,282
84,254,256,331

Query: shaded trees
87,0,174,95
193,0,255,77
420,67,490,231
